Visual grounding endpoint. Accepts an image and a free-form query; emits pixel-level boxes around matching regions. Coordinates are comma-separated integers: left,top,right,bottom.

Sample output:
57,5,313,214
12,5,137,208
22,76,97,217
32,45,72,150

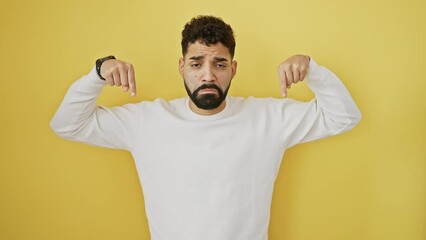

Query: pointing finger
128,65,136,96
278,67,287,97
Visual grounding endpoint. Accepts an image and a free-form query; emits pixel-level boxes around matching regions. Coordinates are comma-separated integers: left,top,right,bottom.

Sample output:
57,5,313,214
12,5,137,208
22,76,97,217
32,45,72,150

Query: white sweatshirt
50,58,361,240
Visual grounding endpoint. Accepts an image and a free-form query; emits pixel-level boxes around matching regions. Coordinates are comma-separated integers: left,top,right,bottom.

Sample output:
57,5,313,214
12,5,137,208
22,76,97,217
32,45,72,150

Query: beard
184,81,230,110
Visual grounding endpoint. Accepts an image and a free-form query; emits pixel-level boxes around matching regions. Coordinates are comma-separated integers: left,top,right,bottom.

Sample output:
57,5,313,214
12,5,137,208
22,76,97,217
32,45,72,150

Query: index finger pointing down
128,66,136,96
278,69,287,97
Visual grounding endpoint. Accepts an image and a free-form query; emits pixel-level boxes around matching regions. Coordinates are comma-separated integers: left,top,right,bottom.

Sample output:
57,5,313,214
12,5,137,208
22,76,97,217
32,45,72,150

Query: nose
201,64,216,83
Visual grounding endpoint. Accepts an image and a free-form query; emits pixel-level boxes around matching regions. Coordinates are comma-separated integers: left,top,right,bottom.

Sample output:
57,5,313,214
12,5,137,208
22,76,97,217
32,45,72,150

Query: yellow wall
1,0,425,239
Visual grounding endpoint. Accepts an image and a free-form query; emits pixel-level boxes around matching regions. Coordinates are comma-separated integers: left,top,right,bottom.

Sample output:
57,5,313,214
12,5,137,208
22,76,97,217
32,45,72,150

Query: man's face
179,41,237,110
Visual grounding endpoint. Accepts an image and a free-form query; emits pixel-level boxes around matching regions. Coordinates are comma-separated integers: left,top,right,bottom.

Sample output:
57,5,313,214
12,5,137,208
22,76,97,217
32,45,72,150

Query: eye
191,63,201,68
217,63,227,68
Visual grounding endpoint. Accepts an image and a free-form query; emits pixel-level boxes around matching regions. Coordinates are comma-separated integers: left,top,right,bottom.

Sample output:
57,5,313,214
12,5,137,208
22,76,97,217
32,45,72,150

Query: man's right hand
100,59,137,96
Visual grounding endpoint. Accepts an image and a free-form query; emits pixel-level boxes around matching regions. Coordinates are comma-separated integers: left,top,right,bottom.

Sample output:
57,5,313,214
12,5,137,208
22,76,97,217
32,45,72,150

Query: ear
231,60,238,79
179,58,184,76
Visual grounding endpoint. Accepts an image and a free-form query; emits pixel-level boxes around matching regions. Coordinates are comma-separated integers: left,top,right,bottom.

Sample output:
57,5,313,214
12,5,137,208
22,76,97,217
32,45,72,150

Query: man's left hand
277,54,310,97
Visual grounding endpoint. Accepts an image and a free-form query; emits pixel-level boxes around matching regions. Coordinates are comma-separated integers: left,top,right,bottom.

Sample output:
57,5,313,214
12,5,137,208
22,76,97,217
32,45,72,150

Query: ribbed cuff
307,57,320,78
88,66,107,85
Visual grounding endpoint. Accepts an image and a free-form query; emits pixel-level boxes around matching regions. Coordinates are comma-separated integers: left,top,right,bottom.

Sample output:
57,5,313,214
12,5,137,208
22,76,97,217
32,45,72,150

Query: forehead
185,41,231,60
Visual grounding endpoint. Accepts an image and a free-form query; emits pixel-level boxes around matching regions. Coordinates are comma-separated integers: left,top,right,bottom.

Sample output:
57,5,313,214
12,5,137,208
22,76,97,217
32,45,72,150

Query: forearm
50,67,105,138
306,58,362,132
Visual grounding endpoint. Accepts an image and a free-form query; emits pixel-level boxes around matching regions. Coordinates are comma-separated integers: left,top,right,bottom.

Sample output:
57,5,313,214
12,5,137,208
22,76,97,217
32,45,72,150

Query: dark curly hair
181,15,236,58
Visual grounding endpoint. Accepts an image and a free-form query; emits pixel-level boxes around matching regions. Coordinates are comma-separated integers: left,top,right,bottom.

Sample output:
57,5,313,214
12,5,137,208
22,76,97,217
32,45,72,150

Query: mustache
193,84,223,95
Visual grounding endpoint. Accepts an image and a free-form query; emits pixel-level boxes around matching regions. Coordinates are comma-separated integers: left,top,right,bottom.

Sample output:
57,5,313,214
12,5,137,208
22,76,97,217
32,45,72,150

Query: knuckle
117,64,124,71
283,64,291,70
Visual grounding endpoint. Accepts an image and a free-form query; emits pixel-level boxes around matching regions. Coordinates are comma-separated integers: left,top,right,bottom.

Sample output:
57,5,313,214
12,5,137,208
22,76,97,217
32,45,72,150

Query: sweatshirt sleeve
275,58,362,148
50,67,141,151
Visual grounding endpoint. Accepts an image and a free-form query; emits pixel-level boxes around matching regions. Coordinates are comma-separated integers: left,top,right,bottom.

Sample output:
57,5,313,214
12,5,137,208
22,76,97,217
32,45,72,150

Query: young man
51,15,361,240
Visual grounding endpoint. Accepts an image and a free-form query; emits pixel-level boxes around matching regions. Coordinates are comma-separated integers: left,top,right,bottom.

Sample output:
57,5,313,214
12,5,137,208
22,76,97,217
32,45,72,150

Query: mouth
198,88,218,94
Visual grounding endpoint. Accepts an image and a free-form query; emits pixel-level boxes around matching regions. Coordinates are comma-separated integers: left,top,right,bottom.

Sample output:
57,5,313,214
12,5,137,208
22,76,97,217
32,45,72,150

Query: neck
189,99,226,116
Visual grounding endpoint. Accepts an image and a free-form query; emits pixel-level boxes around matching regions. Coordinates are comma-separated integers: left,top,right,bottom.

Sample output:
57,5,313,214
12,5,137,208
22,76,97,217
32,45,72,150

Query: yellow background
1,0,425,239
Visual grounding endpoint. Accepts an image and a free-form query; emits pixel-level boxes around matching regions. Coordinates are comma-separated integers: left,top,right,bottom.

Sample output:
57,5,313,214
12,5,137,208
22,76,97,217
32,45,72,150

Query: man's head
179,16,237,114
181,15,236,59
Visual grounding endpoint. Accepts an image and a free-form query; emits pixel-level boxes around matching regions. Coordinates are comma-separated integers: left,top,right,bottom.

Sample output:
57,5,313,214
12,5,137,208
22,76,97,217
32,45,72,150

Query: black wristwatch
95,55,116,80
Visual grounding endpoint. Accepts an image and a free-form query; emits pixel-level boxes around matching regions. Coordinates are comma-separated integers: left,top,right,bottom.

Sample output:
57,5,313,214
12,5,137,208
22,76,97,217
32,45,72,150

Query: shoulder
228,96,297,108
137,97,182,107
228,96,308,118
136,97,187,115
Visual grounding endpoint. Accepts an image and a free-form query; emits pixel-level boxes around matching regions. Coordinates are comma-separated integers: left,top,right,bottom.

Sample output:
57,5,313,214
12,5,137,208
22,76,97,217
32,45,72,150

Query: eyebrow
214,57,228,62
189,56,204,61
188,56,229,62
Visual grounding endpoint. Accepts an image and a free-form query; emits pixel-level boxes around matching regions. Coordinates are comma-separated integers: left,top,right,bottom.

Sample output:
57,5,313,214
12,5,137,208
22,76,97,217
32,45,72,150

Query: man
51,15,361,240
